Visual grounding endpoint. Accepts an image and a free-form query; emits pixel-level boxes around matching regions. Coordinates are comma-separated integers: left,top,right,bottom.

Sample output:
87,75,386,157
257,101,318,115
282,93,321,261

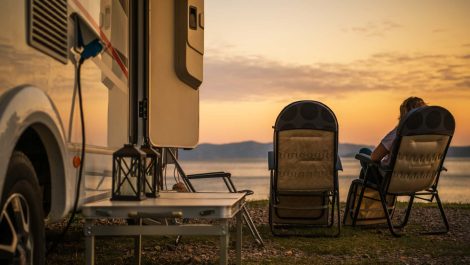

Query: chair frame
349,106,454,237
269,100,341,237
343,178,398,226
167,148,265,246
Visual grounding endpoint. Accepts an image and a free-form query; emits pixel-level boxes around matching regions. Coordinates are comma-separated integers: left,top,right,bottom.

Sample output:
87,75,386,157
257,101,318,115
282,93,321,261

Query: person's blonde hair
399,97,427,120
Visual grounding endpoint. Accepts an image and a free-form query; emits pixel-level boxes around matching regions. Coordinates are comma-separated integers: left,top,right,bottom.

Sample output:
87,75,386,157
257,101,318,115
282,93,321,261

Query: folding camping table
82,192,246,265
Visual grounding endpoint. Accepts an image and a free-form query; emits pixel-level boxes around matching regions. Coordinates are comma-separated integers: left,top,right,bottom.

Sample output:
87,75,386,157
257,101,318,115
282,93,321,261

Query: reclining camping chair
268,100,340,236
344,106,454,237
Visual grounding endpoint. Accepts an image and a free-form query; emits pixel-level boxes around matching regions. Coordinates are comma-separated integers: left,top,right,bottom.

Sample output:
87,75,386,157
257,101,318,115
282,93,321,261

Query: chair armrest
352,178,380,190
355,153,379,165
186,172,231,179
268,151,275,170
186,171,248,195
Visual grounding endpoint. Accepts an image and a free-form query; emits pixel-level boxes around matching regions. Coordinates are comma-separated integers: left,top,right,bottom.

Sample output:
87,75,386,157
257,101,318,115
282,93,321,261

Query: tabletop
82,192,246,219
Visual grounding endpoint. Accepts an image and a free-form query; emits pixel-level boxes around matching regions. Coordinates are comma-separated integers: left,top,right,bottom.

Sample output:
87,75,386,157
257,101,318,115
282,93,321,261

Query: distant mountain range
179,141,470,161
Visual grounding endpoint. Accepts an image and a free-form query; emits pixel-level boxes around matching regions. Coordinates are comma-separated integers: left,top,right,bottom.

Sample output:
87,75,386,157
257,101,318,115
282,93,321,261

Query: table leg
134,218,142,265
220,220,229,265
85,219,95,265
236,211,243,265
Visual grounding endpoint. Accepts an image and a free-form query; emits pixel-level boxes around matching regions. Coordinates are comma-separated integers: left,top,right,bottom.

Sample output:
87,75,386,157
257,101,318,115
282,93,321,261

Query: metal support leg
220,220,229,265
421,192,450,235
435,193,450,233
379,192,401,237
85,219,95,265
134,235,142,265
242,206,264,246
395,195,414,228
352,183,367,226
342,183,355,225
134,218,142,265
329,192,336,228
236,212,243,265
335,191,341,237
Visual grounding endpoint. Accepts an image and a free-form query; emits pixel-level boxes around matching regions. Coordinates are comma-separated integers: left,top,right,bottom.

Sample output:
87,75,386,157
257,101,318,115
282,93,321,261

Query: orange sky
199,0,470,146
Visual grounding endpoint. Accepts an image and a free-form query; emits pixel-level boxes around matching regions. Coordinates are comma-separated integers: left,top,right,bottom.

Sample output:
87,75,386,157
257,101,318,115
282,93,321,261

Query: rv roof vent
29,0,68,64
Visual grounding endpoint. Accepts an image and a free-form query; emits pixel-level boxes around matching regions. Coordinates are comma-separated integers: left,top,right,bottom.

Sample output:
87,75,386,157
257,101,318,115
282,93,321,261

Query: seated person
359,97,427,184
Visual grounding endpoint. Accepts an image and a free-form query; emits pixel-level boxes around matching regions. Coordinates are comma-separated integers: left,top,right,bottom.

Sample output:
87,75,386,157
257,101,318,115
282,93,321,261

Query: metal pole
128,0,138,144
220,220,229,265
134,218,142,265
129,0,149,145
85,219,95,265
236,212,243,265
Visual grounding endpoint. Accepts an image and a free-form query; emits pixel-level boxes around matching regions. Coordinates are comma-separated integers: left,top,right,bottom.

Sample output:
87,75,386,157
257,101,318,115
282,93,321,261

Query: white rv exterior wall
0,0,129,221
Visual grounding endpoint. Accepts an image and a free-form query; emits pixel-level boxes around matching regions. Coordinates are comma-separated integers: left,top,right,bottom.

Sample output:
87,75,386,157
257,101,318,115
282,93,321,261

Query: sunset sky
198,0,470,146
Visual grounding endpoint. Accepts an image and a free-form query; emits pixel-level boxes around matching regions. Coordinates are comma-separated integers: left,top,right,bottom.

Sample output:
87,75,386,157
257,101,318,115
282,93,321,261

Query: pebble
192,256,202,263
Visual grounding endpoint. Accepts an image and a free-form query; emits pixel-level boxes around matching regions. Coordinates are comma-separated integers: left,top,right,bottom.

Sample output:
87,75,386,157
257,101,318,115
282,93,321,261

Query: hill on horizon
179,141,470,160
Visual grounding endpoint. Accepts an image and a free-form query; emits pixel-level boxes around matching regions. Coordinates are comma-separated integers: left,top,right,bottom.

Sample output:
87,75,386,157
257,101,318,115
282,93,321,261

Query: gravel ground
45,202,470,264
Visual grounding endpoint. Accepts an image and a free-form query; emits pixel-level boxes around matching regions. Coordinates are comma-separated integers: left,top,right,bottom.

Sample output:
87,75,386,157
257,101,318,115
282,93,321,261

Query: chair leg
352,183,367,226
268,198,284,237
335,191,341,237
378,191,401,237
436,193,450,233
242,206,264,246
328,193,335,228
342,183,354,225
421,192,449,235
268,191,279,236
269,173,286,237
224,175,265,243
342,194,350,225
394,195,414,229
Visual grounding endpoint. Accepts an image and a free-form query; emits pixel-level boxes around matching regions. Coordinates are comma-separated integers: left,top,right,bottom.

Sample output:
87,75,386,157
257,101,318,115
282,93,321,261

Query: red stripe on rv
70,0,129,79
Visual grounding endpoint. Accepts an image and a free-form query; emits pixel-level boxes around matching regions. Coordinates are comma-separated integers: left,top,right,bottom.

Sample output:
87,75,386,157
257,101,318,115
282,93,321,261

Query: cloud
201,52,470,101
342,20,402,38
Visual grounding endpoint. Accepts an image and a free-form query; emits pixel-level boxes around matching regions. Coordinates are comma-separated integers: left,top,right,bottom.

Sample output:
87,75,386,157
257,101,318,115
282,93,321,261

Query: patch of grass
46,203,470,264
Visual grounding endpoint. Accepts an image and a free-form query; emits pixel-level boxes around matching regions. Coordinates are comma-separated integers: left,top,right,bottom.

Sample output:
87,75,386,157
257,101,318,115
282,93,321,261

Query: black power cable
47,40,102,258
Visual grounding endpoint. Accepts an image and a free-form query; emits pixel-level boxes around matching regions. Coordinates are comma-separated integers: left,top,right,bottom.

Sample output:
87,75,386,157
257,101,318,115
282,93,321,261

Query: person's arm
371,143,389,162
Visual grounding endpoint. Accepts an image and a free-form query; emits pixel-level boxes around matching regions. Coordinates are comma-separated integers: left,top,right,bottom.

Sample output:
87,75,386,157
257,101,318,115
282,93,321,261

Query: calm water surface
172,158,470,203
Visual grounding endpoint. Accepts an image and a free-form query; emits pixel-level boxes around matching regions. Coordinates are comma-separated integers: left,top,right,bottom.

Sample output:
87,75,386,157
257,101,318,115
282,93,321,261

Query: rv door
148,0,204,148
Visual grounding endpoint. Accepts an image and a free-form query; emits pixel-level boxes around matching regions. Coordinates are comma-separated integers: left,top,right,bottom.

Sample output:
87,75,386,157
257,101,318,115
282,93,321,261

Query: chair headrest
274,100,338,132
398,106,455,136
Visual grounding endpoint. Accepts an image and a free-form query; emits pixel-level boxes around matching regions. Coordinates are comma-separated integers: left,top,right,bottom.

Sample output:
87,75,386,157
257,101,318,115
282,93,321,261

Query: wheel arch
0,85,71,222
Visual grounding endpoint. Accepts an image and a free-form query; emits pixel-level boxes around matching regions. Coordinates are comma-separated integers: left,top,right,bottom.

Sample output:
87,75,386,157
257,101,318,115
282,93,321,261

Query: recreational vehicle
0,0,204,263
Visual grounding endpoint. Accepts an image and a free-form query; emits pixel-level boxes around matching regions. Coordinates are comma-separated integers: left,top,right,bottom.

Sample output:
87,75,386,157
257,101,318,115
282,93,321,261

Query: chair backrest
386,106,455,193
274,101,338,192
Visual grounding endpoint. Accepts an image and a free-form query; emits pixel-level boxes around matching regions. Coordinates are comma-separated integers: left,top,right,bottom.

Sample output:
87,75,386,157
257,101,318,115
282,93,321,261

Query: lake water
170,158,470,203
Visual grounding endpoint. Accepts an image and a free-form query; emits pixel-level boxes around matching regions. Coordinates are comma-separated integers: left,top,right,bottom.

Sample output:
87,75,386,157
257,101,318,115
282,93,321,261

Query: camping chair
166,149,265,246
344,106,455,237
268,100,341,237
